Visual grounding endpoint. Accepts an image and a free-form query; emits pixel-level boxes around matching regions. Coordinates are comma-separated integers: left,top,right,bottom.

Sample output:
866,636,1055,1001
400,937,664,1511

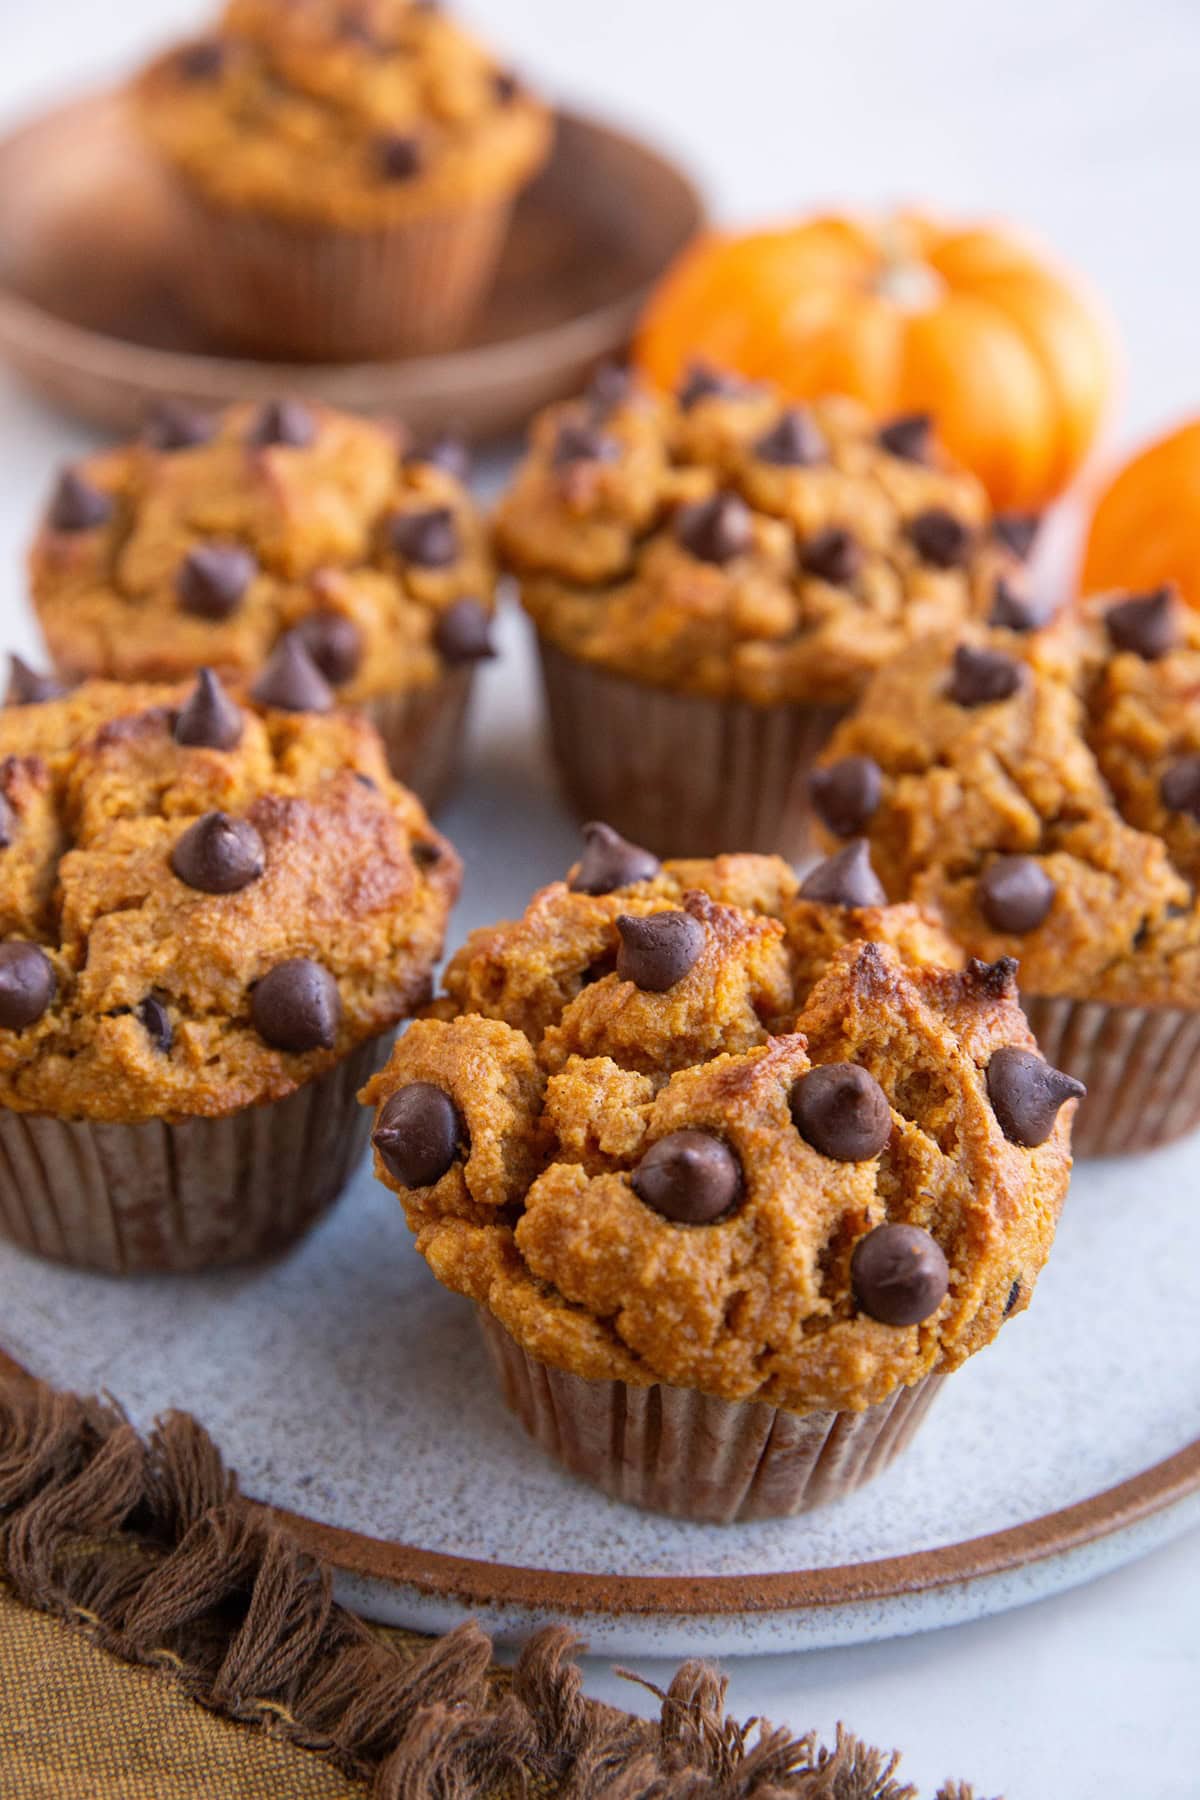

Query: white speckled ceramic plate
3,606,1199,1659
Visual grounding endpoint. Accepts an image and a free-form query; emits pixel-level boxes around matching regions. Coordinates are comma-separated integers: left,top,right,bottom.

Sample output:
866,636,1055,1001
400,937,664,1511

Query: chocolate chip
174,668,244,750
677,362,749,410
252,637,335,713
249,401,316,450
877,412,932,462
409,435,470,481
632,1129,743,1224
0,794,13,849
799,840,887,909
373,1082,465,1188
801,526,861,586
375,133,424,179
993,512,1041,560
47,468,114,533
493,69,520,104
178,39,226,80
986,1045,1085,1147
1105,587,1180,660
354,771,379,791
989,577,1043,633
0,942,55,1031
294,612,364,686
568,822,660,895
790,1063,891,1161
1003,1278,1021,1316
144,401,217,452
616,910,705,991
434,599,496,665
411,838,442,867
809,756,883,839
137,995,172,1054
252,959,341,1052
171,812,265,895
965,955,1019,1000
552,422,618,469
6,656,66,707
1161,754,1200,819
948,644,1023,707
978,856,1055,933
851,1223,949,1326
587,361,633,416
176,544,257,620
675,493,753,565
909,508,972,569
754,409,825,468
390,506,459,568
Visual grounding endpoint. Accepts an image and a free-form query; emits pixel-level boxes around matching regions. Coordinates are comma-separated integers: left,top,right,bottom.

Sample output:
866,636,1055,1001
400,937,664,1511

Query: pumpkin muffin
812,588,1200,1154
494,369,1023,859
0,664,459,1272
28,399,495,809
135,0,552,358
364,824,1077,1521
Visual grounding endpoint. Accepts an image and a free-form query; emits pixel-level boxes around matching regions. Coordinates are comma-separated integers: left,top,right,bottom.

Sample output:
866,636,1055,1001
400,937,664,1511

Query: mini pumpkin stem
873,216,943,311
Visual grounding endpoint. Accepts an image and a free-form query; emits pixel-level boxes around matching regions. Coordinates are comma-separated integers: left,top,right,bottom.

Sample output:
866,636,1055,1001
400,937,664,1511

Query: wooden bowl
0,89,705,438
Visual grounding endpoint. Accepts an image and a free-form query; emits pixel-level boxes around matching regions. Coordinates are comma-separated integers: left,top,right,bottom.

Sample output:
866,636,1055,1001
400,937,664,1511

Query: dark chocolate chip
800,526,861,586
754,408,825,468
790,1063,891,1161
47,468,114,533
252,959,341,1052
568,822,660,895
616,910,705,991
373,1082,465,1188
809,756,883,839
137,995,172,1055
434,599,496,665
1105,587,1180,661
251,637,335,714
965,955,1020,1000
294,612,364,686
677,361,749,410
6,655,66,707
986,1045,1085,1148
493,69,520,104
354,771,379,791
993,512,1040,560
632,1129,743,1224
675,492,753,565
176,544,257,620
948,644,1023,707
851,1223,949,1326
989,576,1043,633
170,812,265,895
411,838,443,867
908,508,972,569
0,942,55,1031
375,132,424,179
799,839,887,909
587,361,633,416
877,412,933,462
390,506,460,568
978,856,1055,934
249,401,316,450
0,794,13,849
1161,754,1200,819
1003,1278,1021,1317
174,668,244,751
143,401,217,452
178,39,226,80
409,434,470,481
552,421,618,469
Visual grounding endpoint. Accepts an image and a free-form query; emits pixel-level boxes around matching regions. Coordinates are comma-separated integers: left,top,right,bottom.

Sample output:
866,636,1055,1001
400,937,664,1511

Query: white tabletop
1,3,1198,1794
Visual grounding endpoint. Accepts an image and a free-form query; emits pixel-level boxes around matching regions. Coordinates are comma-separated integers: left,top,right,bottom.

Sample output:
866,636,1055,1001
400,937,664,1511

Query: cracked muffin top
812,589,1200,1006
494,368,1024,706
0,670,459,1123
135,0,551,227
29,400,495,705
364,825,1076,1414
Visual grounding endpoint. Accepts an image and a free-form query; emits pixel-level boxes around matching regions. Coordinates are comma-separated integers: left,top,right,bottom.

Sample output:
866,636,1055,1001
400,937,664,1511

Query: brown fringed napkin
0,1378,994,1799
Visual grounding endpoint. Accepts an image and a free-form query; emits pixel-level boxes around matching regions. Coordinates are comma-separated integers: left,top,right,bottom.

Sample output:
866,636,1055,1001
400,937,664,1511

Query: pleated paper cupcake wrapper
172,183,515,360
361,671,475,814
1021,993,1200,1157
0,1031,393,1275
537,640,847,862
479,1313,944,1523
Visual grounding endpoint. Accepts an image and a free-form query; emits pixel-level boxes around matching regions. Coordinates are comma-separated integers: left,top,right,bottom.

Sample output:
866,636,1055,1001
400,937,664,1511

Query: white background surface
1,3,1199,1795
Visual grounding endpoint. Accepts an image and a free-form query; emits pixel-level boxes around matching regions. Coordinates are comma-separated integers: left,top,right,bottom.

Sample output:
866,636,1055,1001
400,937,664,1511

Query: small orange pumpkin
634,210,1115,511
1082,419,1200,610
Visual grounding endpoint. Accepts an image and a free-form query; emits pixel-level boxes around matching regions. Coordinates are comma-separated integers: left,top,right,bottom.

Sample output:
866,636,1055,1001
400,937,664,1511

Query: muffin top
812,589,1200,1006
494,369,1023,706
136,0,551,226
0,669,459,1123
29,400,495,703
364,825,1076,1414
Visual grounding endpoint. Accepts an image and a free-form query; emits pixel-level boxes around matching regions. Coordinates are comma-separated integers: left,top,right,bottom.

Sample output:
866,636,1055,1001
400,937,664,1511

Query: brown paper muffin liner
361,670,475,813
0,1031,393,1275
537,640,847,862
1022,993,1200,1158
171,182,516,360
479,1313,944,1523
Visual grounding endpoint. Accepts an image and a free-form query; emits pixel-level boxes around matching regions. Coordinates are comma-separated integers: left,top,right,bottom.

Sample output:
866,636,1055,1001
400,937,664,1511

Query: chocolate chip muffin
494,368,1020,859
364,824,1076,1521
0,666,459,1272
28,400,495,810
135,0,551,357
813,588,1200,1154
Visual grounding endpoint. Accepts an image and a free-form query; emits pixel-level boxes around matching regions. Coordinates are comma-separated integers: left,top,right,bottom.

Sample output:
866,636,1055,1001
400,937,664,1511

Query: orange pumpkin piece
635,210,1115,512
1082,419,1200,612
